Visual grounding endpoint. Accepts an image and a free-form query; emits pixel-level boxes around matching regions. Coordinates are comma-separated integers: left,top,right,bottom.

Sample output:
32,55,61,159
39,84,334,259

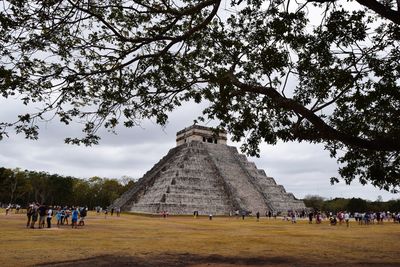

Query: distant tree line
303,195,400,213
0,167,135,209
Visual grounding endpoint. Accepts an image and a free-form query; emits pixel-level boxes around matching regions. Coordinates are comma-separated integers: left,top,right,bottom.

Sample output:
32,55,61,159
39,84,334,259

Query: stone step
113,138,306,215
204,143,269,213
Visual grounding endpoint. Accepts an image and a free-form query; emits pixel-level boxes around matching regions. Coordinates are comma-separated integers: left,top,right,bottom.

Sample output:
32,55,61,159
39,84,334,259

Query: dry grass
0,209,399,266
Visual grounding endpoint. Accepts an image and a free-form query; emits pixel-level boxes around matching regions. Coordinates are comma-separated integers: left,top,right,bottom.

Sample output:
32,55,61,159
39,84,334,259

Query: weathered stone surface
113,126,306,215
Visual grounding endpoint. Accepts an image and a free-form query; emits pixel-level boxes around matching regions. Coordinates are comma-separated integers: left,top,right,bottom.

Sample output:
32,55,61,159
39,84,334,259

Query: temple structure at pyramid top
176,125,227,145
113,125,306,215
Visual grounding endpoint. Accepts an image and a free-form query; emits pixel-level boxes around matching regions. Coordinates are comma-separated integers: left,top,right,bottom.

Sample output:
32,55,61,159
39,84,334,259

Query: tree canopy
0,167,134,208
303,194,400,213
1,0,399,191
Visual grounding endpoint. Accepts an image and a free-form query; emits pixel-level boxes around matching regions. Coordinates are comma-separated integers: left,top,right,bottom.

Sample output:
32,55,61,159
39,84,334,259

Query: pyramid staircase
113,140,305,215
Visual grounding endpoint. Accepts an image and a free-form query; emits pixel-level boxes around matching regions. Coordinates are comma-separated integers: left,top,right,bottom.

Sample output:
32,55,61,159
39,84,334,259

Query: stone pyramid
113,125,305,215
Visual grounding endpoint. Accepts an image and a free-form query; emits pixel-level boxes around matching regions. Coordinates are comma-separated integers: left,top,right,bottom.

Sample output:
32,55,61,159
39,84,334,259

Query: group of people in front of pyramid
25,203,88,229
306,210,400,226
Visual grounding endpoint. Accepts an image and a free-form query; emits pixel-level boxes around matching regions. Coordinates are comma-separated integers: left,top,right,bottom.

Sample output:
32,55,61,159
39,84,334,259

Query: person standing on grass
5,204,11,215
46,206,53,228
308,211,313,224
316,212,322,224
26,204,34,228
79,206,87,226
64,207,71,225
344,211,350,227
291,211,297,224
104,208,108,219
375,212,380,224
38,203,47,229
71,207,79,228
30,207,38,229
116,207,121,217
56,208,62,227
256,211,260,222
363,212,370,225
60,208,65,225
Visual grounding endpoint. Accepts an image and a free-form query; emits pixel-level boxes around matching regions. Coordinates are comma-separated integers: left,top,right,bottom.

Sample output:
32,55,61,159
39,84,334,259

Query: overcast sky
0,97,398,202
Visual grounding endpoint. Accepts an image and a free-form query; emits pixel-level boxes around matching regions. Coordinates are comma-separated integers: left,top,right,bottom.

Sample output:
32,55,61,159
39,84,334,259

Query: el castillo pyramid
113,125,305,215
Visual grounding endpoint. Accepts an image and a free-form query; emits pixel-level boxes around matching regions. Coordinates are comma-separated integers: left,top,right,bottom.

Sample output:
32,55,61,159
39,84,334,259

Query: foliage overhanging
0,0,399,191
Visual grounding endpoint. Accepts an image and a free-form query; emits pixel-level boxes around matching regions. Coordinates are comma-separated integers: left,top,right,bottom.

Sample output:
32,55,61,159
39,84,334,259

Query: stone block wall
113,140,306,215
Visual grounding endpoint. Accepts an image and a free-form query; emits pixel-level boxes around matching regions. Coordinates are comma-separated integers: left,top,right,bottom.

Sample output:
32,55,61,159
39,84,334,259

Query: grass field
0,209,399,267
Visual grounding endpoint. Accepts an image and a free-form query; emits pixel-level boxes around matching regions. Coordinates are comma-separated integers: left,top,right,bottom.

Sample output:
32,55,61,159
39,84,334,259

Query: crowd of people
95,206,121,218
305,210,400,226
3,203,400,228
186,209,400,225
25,203,88,229
2,203,128,229
234,209,400,226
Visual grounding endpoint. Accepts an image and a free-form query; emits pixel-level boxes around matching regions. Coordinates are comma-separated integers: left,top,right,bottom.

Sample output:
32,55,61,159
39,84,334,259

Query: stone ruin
113,125,306,215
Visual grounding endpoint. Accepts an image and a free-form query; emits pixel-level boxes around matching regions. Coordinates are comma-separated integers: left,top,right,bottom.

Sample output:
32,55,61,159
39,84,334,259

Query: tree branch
308,0,400,24
72,0,221,77
356,0,400,25
226,73,400,151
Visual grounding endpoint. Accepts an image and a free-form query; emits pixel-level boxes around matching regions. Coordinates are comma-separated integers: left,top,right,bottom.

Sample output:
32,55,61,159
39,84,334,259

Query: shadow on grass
34,253,400,267
35,253,299,266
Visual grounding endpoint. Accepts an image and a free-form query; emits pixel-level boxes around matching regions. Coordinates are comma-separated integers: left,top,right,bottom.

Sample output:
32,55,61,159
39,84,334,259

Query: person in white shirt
344,211,350,227
47,207,53,228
